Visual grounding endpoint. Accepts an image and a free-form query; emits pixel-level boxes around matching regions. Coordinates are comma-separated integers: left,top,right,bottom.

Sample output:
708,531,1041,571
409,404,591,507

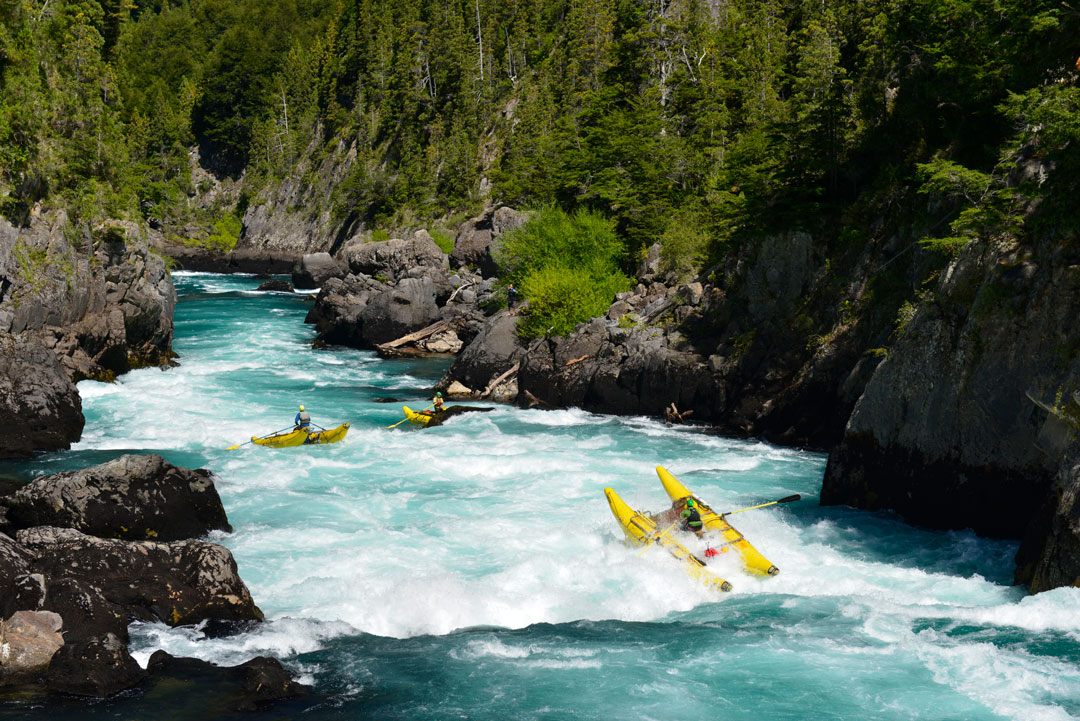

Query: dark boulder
0,533,33,618
291,252,345,290
46,633,146,697
2,454,232,541
146,651,309,712
358,277,442,345
441,309,528,392
0,336,84,458
450,207,526,277
17,527,264,638
256,278,295,292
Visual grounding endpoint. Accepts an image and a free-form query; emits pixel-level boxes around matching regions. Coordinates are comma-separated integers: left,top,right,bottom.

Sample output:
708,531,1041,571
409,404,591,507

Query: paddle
225,425,294,450
637,520,680,556
720,494,801,518
386,404,434,429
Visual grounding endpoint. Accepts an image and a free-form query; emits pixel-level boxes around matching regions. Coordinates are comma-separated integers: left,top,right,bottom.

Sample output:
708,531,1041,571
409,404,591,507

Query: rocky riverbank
0,454,308,709
0,214,177,457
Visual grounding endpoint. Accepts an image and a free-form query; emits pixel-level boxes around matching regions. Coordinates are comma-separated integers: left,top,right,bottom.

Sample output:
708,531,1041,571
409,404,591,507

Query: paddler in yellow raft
650,465,799,576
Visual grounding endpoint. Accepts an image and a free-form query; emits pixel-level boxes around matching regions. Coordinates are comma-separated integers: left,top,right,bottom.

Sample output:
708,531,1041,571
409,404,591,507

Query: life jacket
297,411,311,426
682,506,703,530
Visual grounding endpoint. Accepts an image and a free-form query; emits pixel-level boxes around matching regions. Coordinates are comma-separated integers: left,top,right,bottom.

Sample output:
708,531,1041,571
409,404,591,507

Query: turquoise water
4,271,1080,720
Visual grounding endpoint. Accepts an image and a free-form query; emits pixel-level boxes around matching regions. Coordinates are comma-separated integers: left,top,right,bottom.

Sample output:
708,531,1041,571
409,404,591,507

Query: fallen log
480,361,520,399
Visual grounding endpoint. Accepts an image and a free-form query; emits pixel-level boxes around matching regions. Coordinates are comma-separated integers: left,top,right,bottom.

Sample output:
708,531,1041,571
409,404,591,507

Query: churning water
3,272,1078,720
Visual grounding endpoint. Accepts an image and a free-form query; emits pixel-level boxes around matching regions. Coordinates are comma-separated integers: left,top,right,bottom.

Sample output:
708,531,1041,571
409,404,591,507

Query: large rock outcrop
821,234,1080,591
306,233,496,351
0,455,292,700
0,336,83,457
450,206,527,277
1,454,232,541
16,526,263,641
0,214,177,456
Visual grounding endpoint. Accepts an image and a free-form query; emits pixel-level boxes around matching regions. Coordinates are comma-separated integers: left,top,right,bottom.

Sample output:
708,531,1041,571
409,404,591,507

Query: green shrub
199,214,242,252
495,206,626,282
660,211,709,279
496,206,631,340
517,265,629,339
430,228,455,254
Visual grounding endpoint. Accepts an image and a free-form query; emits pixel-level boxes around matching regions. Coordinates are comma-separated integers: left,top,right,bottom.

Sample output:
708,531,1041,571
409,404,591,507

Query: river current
3,271,1079,720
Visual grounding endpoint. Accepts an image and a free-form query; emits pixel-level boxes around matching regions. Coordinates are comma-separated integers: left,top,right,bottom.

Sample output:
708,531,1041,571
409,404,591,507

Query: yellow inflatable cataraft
251,423,351,448
604,487,733,592
656,465,779,576
402,406,434,426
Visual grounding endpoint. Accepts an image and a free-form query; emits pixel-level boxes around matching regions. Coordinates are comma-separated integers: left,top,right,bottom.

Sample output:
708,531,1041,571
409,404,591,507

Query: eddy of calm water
4,271,1079,721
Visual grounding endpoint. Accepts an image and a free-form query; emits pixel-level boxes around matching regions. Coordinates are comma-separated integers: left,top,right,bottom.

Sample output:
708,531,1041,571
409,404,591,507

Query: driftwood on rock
480,362,520,399
664,403,694,424
524,390,557,409
377,319,450,350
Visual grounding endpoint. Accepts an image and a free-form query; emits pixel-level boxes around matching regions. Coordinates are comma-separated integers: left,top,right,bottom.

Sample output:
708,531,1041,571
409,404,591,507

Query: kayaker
432,392,445,411
294,404,311,430
680,498,704,534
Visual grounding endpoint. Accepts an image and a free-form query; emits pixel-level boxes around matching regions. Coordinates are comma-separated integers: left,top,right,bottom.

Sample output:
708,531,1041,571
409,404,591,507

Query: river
3,271,1078,720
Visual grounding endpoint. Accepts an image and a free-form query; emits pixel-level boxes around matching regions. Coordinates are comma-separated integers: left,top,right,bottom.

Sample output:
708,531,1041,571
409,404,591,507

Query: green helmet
436,392,442,397
685,498,694,508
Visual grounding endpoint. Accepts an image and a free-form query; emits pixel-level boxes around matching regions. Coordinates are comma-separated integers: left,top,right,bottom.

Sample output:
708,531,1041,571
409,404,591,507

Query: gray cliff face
235,138,360,268
0,214,176,456
821,234,1080,590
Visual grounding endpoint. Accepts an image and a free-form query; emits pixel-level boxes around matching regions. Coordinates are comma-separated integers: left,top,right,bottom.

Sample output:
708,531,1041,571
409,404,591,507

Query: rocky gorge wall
0,213,177,457
821,233,1080,592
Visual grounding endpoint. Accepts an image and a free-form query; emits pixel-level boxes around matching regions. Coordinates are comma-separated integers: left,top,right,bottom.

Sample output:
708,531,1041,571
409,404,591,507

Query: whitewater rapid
26,272,1073,720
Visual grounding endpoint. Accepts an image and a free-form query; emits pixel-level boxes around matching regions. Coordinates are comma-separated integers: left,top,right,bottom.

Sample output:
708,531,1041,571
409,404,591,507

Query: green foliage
495,206,625,282
429,228,455,254
517,265,628,339
186,213,242,252
660,210,710,280
496,206,630,339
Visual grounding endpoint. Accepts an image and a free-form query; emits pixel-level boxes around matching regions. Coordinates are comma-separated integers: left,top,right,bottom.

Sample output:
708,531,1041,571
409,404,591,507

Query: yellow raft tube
251,423,351,448
656,465,779,576
604,487,733,592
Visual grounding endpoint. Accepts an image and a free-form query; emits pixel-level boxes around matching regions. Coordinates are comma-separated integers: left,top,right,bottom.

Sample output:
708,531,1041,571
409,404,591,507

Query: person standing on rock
507,283,518,316
294,404,311,431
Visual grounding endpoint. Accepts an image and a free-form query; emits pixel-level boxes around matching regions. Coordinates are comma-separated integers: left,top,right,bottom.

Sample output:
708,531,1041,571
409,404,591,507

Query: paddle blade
777,494,801,504
225,444,241,450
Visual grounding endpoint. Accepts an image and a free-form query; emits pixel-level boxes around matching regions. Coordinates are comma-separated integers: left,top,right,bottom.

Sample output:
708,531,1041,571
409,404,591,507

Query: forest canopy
1,0,1077,267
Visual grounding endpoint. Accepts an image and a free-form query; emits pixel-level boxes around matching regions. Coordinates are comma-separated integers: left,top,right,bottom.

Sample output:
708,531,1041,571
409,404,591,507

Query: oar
386,404,434,429
720,494,801,518
225,425,294,450
637,521,680,556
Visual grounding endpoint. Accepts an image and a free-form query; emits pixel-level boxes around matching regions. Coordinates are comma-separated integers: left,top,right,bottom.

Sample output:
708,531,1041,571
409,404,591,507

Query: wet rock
256,279,294,292
359,277,442,345
46,633,146,697
291,252,345,290
441,311,528,393
146,650,310,712
17,527,264,638
0,611,64,682
2,454,231,541
0,336,83,458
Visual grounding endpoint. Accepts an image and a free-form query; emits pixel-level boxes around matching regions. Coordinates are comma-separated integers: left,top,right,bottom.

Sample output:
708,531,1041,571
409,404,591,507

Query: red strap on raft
704,547,719,557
